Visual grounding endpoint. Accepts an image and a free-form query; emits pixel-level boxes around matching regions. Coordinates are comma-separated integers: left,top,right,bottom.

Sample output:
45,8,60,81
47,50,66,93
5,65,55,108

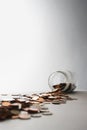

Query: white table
0,91,87,130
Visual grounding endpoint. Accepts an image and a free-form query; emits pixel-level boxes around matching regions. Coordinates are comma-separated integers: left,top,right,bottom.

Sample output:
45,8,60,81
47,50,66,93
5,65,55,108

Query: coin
40,106,48,110
48,96,57,100
32,95,39,101
40,109,50,113
11,103,22,109
0,84,76,121
11,115,19,119
42,111,53,115
0,107,11,120
39,93,50,98
23,107,32,111
28,107,39,113
11,110,20,115
2,101,11,107
52,100,61,104
24,106,39,113
19,111,31,120
17,98,26,102
37,98,45,103
31,113,42,118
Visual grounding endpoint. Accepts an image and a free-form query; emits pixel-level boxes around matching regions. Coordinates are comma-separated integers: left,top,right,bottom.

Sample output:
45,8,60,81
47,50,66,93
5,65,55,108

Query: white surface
0,0,87,93
0,91,87,130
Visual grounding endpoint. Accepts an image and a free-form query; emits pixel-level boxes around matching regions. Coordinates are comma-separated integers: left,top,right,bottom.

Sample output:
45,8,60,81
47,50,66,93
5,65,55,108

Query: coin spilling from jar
0,86,76,121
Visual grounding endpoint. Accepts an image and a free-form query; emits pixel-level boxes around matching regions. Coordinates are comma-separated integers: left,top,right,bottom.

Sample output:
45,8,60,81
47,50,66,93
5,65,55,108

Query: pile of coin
0,85,76,121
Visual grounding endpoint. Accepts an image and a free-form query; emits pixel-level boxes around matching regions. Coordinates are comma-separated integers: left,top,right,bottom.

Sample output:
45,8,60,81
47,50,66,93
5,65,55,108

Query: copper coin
37,98,45,103
23,107,30,111
2,101,11,106
11,115,19,119
28,107,39,113
39,93,50,98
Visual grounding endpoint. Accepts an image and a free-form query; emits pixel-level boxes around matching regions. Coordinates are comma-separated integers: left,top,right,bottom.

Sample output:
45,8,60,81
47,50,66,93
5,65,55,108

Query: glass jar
48,70,76,93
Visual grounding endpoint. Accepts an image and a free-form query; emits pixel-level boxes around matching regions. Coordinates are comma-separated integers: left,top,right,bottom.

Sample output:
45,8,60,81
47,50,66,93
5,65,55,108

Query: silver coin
42,111,53,115
44,102,51,104
48,96,57,100
11,110,20,115
19,111,31,120
32,95,39,101
40,106,48,110
40,109,50,113
52,100,61,104
31,114,42,118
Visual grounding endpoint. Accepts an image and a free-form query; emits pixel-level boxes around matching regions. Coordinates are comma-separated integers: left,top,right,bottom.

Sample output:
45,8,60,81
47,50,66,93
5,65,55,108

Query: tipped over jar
48,70,76,93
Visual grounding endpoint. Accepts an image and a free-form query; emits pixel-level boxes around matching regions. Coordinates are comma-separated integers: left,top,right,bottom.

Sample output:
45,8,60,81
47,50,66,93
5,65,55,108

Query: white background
0,0,87,93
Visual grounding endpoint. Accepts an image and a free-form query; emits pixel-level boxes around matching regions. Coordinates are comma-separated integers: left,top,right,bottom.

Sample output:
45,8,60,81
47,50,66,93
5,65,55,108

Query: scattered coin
11,103,22,109
2,101,11,107
40,106,48,110
48,96,57,100
11,110,20,115
37,98,45,103
43,102,51,104
17,98,26,102
0,85,76,121
11,115,19,119
24,107,39,113
31,113,42,118
52,100,61,104
40,109,50,113
19,111,31,120
23,107,30,111
42,111,53,116
32,95,39,101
